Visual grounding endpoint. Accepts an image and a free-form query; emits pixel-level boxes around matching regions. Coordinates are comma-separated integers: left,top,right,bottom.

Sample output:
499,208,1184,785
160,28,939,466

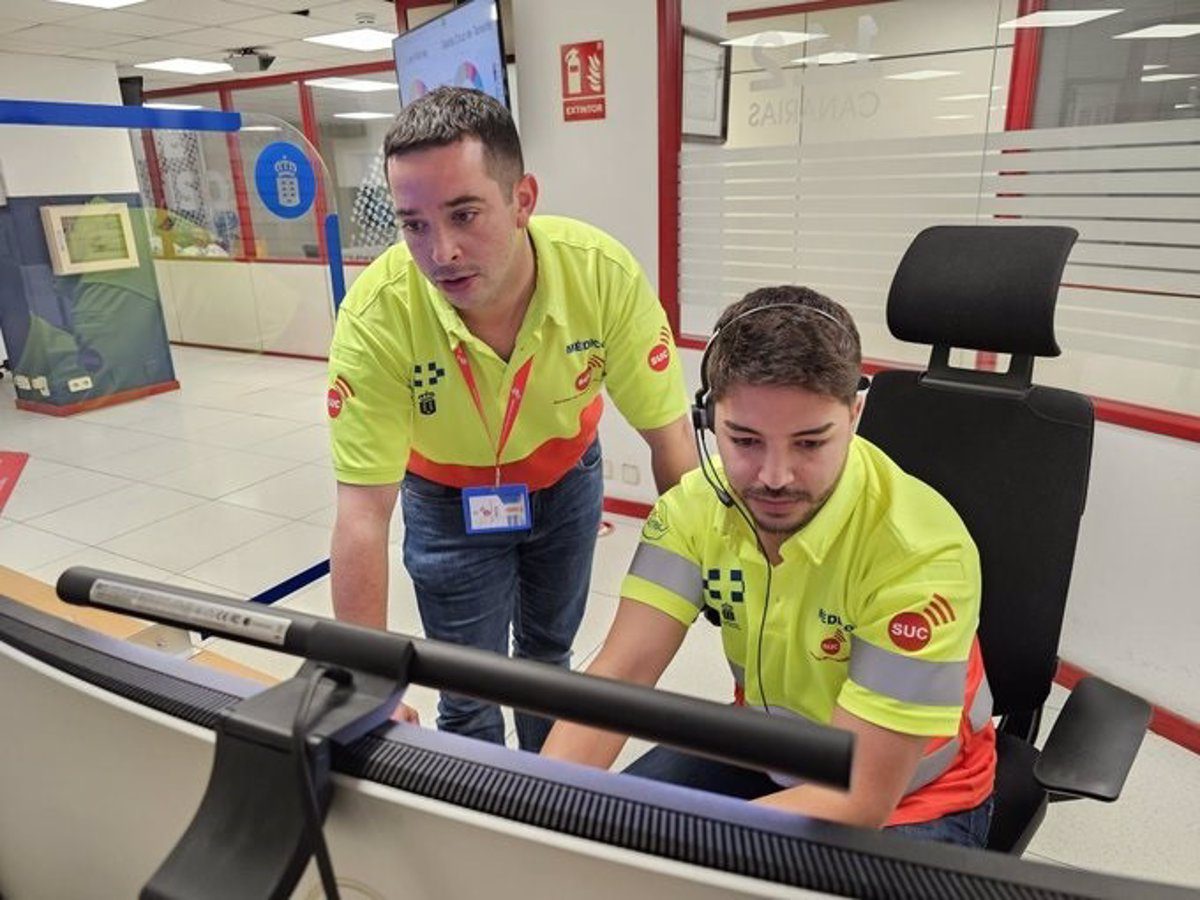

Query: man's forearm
645,415,699,493
330,520,390,630
541,720,628,770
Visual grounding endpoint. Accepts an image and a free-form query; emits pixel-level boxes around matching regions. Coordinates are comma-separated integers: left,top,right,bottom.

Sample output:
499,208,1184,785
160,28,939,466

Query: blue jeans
402,440,604,751
623,745,994,848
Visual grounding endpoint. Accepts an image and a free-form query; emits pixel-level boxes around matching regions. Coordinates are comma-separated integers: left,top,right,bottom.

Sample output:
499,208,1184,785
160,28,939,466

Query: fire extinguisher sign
561,41,605,122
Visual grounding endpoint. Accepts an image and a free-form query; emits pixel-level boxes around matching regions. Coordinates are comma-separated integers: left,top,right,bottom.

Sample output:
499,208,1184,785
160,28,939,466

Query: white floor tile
220,464,337,519
0,523,87,574
249,423,332,464
590,514,643,597
25,421,163,468
26,482,205,545
99,501,290,573
148,448,302,499
5,456,75,487
1026,726,1200,889
191,415,316,451
234,389,325,424
0,467,129,522
82,438,212,481
183,520,332,596
125,405,250,441
25,546,182,588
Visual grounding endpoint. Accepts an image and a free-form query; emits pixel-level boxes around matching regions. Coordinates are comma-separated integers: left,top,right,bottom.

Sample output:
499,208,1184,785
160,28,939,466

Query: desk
0,565,274,684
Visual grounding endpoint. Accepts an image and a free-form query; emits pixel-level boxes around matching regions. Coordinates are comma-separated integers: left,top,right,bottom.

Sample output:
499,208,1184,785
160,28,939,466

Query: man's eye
452,209,478,225
730,437,758,448
797,440,827,451
400,221,425,234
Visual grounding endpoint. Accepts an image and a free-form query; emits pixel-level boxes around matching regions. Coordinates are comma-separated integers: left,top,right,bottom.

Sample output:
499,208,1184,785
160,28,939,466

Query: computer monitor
392,0,510,109
3,588,1194,900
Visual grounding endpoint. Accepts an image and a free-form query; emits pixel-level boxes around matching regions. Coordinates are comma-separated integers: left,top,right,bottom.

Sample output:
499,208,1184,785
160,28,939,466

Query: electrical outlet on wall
602,458,613,480
621,463,639,486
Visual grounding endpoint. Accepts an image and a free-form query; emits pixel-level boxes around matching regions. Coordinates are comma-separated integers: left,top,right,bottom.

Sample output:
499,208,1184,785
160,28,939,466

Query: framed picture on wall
682,29,730,143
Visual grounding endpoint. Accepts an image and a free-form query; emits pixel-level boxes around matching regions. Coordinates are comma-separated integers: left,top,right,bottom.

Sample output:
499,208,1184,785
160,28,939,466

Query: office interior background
0,0,1196,892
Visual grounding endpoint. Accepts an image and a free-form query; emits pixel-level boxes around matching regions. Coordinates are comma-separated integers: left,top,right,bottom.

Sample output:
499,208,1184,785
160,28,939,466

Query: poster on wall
0,193,177,412
561,41,606,122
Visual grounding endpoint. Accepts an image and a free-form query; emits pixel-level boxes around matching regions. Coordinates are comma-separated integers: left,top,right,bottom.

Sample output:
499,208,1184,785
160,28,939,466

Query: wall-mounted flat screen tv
392,0,510,109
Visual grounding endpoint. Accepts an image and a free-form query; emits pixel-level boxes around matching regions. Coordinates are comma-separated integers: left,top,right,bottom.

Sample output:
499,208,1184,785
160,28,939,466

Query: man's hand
331,481,400,630
542,599,686,768
390,702,421,725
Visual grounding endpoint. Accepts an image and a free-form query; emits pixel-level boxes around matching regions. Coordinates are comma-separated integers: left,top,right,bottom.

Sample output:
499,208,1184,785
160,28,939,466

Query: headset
689,300,868,714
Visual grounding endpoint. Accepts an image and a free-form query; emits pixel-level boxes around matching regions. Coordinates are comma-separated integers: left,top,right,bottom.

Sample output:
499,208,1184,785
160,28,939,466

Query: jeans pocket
401,474,461,503
575,440,602,471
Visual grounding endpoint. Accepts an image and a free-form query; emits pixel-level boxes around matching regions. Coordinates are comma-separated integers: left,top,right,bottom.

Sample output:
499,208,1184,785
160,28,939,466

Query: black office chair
856,225,1152,855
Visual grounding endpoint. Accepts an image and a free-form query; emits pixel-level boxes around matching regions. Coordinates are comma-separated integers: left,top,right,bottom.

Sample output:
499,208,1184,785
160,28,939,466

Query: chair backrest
857,226,1093,720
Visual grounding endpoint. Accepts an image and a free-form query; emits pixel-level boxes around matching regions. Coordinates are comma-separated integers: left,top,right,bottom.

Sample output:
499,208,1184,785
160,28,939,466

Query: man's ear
850,393,865,429
512,173,538,228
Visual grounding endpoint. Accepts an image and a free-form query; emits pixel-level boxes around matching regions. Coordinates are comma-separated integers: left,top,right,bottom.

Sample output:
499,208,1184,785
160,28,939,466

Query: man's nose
430,227,461,266
758,449,795,491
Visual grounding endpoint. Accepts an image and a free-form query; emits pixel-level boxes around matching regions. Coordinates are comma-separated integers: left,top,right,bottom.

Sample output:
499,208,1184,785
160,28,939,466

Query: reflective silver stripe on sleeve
849,636,968,707
727,660,745,687
969,672,994,732
626,542,704,609
906,738,961,793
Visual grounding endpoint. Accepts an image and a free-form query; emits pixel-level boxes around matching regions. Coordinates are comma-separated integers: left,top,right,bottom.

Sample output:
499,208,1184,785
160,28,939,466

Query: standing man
542,287,996,846
327,87,696,751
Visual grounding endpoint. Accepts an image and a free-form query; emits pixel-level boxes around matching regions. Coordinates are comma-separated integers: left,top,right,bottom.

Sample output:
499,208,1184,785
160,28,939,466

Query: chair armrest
1033,675,1151,801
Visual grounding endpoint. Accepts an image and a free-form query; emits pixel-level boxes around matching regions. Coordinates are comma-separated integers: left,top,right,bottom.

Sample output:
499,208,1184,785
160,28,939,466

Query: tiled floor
1,346,1196,891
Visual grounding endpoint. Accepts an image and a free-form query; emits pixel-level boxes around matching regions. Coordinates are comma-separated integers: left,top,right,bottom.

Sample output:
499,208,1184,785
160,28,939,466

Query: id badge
462,483,532,533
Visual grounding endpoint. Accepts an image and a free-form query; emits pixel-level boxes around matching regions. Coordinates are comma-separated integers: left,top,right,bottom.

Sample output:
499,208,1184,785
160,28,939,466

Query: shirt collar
781,437,866,565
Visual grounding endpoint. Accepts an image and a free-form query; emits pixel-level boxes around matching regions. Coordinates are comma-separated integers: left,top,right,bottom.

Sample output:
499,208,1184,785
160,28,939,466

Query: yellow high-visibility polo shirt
622,436,996,823
327,215,687,489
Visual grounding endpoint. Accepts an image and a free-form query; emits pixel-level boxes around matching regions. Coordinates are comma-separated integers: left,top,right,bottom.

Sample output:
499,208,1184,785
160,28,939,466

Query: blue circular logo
254,142,316,219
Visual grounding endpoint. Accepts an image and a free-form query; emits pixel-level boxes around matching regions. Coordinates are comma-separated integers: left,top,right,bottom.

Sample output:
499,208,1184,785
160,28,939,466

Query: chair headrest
887,225,1078,356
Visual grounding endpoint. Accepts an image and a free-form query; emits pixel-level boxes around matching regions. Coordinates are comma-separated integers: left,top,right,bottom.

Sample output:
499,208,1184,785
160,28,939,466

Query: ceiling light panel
49,0,145,8
334,112,394,120
1115,24,1200,39
887,70,960,81
307,78,395,93
305,29,397,52
135,58,232,75
1142,73,1198,82
1000,10,1123,28
722,31,825,47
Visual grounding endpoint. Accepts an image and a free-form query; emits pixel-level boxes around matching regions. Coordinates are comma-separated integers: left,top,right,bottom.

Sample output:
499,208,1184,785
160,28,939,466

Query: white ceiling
0,0,438,92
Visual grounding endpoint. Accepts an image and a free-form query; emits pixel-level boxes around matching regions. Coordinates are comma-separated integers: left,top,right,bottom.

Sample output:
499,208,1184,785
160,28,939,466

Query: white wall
1064,424,1200,720
510,0,666,504
510,0,660,286
0,54,138,197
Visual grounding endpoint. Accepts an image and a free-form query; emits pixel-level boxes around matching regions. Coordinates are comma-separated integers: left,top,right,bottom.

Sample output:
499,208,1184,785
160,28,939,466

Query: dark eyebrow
724,420,835,438
396,194,486,218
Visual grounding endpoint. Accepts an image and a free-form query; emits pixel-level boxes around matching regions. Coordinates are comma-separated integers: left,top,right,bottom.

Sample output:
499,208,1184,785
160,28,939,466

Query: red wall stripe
1005,0,1045,131
219,87,257,259
1056,660,1200,756
729,0,896,22
657,0,683,338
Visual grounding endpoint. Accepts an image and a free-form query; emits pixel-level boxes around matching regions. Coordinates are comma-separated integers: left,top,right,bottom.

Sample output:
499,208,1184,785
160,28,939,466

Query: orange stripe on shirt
408,395,605,491
887,639,997,826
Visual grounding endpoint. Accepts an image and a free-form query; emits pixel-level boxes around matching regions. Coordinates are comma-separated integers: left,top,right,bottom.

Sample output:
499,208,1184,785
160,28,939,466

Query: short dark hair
706,286,862,406
383,87,524,192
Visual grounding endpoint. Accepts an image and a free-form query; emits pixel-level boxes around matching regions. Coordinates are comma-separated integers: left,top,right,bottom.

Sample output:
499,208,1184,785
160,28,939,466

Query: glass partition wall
678,0,1199,416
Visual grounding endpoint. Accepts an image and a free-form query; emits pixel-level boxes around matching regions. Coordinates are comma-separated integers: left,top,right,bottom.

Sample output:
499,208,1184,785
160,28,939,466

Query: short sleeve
620,489,706,626
600,265,689,432
328,304,413,485
837,549,981,737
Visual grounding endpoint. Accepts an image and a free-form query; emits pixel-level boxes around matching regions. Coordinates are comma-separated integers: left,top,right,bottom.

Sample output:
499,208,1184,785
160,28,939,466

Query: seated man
542,286,996,847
